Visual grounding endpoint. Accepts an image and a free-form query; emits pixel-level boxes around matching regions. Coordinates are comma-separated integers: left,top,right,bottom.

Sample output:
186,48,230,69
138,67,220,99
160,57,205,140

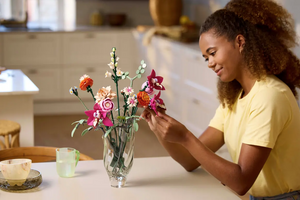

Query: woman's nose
208,60,216,69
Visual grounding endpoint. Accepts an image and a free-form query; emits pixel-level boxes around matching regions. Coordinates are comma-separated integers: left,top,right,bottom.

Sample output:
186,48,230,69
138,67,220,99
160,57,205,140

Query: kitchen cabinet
0,34,3,66
3,33,62,66
1,29,138,114
62,65,107,100
62,32,117,65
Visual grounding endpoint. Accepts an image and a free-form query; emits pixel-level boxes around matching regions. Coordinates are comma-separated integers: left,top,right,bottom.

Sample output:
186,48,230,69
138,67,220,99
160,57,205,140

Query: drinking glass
56,147,80,178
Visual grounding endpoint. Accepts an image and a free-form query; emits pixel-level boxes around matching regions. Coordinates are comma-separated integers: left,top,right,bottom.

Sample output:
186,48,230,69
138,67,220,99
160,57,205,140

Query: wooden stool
0,120,20,149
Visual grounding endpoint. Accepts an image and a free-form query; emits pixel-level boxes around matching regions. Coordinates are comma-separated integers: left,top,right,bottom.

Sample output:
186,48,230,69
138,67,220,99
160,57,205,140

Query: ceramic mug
56,147,80,178
0,159,32,186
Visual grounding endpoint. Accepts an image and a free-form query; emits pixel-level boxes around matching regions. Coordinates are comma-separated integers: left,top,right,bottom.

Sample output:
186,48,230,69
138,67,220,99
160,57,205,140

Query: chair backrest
0,146,94,163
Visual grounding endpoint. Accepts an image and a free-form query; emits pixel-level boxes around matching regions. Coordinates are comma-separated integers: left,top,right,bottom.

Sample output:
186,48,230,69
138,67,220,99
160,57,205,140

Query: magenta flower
149,91,165,115
147,69,165,90
99,98,114,112
141,81,154,95
85,103,113,127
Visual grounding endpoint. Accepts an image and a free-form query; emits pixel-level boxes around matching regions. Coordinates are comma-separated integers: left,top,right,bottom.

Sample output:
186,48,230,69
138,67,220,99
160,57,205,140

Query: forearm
153,131,200,171
182,132,251,195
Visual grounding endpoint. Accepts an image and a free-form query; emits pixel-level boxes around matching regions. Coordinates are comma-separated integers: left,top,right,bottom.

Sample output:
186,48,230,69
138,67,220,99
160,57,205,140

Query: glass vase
103,121,135,188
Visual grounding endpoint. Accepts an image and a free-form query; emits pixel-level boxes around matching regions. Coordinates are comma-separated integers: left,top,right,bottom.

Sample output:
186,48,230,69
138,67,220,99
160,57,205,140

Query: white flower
105,71,112,78
115,62,118,67
111,57,114,62
123,87,134,96
79,74,90,82
116,57,120,61
127,96,137,108
110,52,114,57
108,62,114,69
116,68,123,77
142,63,147,68
69,87,74,95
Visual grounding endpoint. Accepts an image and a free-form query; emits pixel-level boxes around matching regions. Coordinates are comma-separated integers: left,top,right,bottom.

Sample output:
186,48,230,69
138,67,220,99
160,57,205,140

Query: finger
157,111,172,122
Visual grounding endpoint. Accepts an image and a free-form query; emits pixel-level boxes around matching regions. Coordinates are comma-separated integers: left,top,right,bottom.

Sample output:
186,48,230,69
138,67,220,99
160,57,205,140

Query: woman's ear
236,34,246,53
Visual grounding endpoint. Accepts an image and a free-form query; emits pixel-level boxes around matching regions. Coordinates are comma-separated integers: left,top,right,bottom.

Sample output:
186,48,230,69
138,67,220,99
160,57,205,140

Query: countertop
0,69,39,95
0,22,135,33
0,157,240,200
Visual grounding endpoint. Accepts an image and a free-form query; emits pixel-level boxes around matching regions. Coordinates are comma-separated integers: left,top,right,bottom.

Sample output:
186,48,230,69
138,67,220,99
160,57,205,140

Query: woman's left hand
149,111,191,144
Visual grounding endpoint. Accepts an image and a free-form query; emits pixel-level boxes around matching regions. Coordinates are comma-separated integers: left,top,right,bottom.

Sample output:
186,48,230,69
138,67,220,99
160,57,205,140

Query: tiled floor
34,114,169,160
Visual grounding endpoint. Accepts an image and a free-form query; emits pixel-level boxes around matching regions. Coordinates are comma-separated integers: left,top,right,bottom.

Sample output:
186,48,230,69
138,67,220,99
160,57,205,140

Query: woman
142,0,300,199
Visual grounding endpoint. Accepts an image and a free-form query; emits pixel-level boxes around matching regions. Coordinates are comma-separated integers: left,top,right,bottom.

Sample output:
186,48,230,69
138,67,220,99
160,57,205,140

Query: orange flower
79,74,94,91
137,91,150,106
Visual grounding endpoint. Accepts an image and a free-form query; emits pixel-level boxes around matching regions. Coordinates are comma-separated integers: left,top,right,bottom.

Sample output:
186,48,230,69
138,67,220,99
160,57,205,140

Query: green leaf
81,127,91,136
136,70,140,74
141,60,145,64
125,71,129,75
138,66,142,70
140,69,145,74
137,74,142,78
122,75,126,79
133,121,139,132
71,123,80,137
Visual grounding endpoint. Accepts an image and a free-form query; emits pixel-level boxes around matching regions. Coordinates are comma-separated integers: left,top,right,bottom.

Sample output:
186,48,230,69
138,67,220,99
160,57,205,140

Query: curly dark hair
200,0,300,109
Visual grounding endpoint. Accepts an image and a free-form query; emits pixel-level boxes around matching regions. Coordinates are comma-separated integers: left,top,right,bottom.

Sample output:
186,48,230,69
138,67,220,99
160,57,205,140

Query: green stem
87,86,95,102
76,95,89,110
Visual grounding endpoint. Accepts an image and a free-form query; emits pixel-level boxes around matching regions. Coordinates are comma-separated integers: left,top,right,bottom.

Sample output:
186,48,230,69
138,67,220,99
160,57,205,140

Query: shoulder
251,76,293,112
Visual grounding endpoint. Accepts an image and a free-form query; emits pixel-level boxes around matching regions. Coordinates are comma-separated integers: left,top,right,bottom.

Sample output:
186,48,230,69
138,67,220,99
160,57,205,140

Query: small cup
0,159,32,186
56,147,80,178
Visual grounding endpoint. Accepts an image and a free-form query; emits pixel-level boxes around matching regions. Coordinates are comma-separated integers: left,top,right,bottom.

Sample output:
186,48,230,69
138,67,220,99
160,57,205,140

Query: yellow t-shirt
209,75,300,197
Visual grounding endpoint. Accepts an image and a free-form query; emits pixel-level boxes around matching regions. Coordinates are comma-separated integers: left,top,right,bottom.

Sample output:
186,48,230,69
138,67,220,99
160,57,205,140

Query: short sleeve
242,89,291,148
209,104,226,132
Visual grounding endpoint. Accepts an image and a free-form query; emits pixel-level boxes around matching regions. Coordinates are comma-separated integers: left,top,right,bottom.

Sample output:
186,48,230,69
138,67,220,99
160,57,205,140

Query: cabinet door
182,90,219,137
183,49,218,103
22,67,62,101
62,66,110,100
3,33,62,66
62,32,117,65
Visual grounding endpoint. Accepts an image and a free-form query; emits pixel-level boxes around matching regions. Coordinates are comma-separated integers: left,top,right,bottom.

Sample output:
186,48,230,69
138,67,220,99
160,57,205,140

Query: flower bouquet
70,47,166,188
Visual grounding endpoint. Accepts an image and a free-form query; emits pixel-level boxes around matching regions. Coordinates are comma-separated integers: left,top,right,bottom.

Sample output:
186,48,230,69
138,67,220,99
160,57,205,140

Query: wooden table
0,157,241,200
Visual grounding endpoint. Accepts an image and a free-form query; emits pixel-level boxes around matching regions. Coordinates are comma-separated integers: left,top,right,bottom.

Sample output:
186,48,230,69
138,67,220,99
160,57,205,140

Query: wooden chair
0,120,20,149
0,146,94,162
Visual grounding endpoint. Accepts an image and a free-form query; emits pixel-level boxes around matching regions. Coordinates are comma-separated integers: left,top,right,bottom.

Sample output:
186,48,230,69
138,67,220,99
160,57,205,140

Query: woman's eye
204,58,208,62
210,52,216,56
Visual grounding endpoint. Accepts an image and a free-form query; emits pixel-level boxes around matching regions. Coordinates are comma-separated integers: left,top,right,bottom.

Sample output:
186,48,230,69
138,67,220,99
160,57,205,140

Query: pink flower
127,96,137,108
123,87,134,96
147,69,165,91
141,81,154,95
99,98,114,112
85,103,113,127
150,91,165,115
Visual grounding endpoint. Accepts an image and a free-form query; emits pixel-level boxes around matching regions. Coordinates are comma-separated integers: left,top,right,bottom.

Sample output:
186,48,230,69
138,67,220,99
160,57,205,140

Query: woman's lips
215,67,223,76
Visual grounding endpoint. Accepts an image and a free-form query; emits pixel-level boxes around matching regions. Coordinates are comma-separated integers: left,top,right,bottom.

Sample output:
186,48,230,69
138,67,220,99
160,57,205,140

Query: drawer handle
86,34,95,38
28,35,37,39
192,98,200,105
28,69,38,74
86,68,95,73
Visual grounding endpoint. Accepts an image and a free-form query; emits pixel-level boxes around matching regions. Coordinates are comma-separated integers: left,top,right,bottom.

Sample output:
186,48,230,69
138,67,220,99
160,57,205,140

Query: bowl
0,169,42,190
0,159,32,186
107,13,127,26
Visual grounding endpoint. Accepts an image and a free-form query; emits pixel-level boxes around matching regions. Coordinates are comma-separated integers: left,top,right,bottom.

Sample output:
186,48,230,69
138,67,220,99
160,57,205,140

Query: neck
236,72,256,98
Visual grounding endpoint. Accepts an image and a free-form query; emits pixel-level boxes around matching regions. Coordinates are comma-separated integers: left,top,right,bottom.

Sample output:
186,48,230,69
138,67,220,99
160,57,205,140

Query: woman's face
199,30,244,82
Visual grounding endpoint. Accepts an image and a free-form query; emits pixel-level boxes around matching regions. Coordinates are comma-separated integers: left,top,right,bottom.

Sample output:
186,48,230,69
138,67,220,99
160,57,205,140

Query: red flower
147,69,165,90
137,91,150,106
79,74,94,91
